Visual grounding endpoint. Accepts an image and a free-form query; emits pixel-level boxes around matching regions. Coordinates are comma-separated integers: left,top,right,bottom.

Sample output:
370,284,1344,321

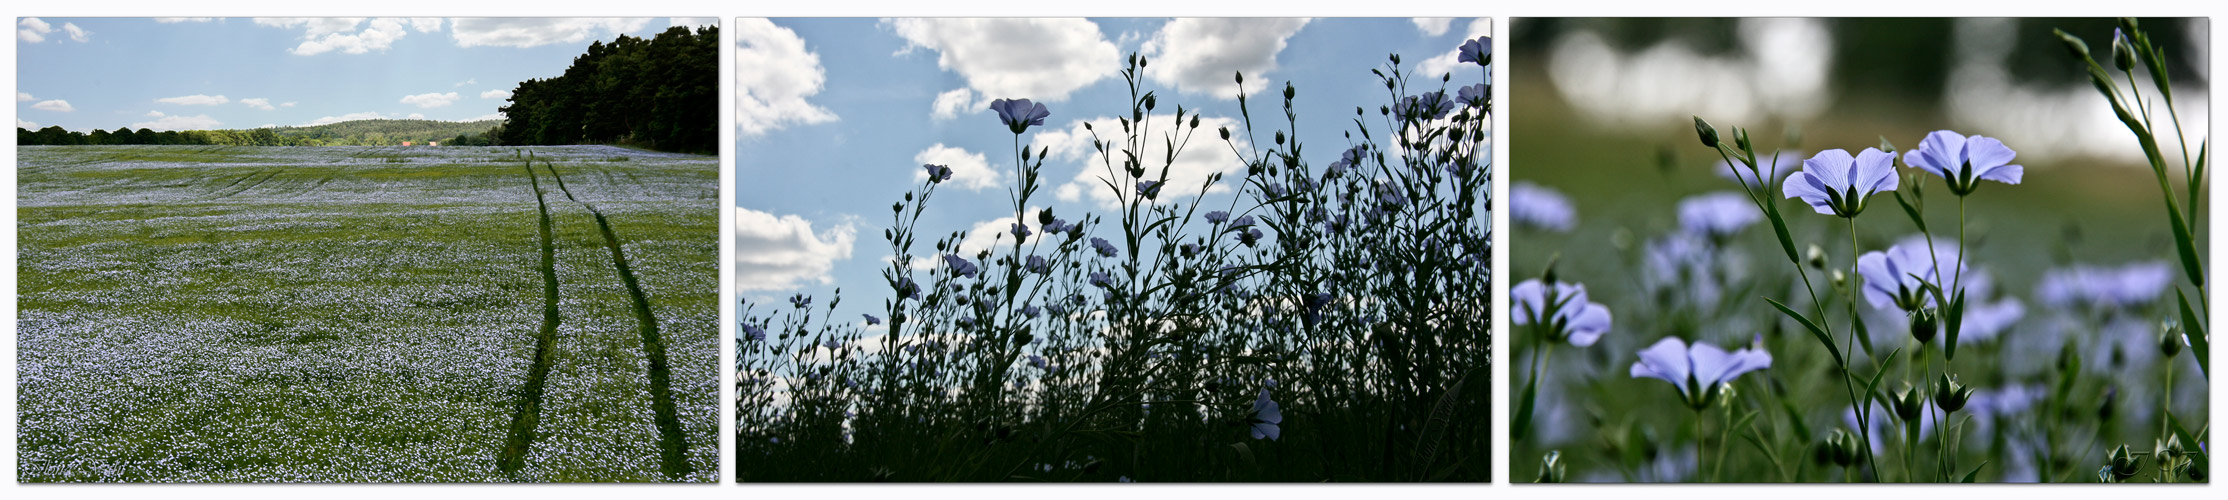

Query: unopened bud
1693,116,1720,148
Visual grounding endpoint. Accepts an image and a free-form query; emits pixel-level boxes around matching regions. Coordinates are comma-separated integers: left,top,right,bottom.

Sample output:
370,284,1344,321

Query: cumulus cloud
449,18,649,48
132,112,221,131
17,118,37,128
912,143,1000,190
888,18,1120,102
155,18,215,23
303,111,389,126
736,18,838,137
18,18,51,43
1141,18,1310,98
400,92,461,108
62,22,90,42
1413,18,1454,36
31,100,74,112
281,101,297,107
930,88,980,120
1035,113,1250,209
156,94,230,106
481,89,511,99
453,78,476,87
16,92,32,102
240,98,275,110
956,207,1048,258
736,207,857,291
255,17,432,55
1419,18,1492,80
670,18,720,29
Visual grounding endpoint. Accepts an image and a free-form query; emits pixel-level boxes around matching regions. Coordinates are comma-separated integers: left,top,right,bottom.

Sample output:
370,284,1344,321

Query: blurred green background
1509,18,2208,483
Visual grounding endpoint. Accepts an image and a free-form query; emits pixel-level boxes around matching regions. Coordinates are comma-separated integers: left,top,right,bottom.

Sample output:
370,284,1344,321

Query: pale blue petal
1567,303,1611,347
1630,337,1692,394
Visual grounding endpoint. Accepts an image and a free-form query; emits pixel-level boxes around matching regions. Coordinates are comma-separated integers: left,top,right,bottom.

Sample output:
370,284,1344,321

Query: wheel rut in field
497,159,564,478
540,160,694,480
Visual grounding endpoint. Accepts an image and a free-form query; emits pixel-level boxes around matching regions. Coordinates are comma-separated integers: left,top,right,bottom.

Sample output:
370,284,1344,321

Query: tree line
16,119,501,147
497,25,717,154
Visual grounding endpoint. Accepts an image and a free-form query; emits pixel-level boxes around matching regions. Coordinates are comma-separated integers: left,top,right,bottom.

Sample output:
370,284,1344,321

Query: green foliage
498,26,717,154
17,119,503,147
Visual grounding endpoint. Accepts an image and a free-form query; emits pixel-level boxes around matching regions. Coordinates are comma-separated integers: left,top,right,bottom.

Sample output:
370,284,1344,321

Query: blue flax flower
741,323,766,342
2036,261,2174,309
1783,148,1897,218
942,254,980,279
1630,337,1772,410
990,98,1051,134
789,294,811,309
1676,191,1760,239
923,163,953,182
1090,237,1120,258
1510,279,1611,346
1020,305,1041,319
1458,36,1490,66
1250,388,1283,440
1011,222,1031,240
1328,145,1368,178
1905,130,2023,196
1856,239,1960,311
1089,271,1113,288
1456,83,1486,108
1510,181,1576,232
1138,180,1163,199
1205,211,1230,224
1396,91,1456,120
1025,255,1050,274
863,314,881,326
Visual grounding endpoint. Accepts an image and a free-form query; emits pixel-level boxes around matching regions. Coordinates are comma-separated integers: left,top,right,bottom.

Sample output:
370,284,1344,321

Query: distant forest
16,119,500,147
499,25,718,154
18,25,717,153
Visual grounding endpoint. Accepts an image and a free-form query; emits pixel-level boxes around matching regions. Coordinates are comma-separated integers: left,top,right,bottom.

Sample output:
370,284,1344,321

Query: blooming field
16,145,719,482
738,33,1491,482
1510,19,2208,483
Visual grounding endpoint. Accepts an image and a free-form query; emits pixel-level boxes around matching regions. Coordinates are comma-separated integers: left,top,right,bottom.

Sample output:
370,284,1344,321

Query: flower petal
1510,280,1545,325
1688,341,1734,388
1803,149,1856,192
1853,148,1899,195
1630,337,1692,395
1909,130,1967,177
1965,136,2018,170
1857,251,1897,309
1781,172,1837,215
1567,303,1611,347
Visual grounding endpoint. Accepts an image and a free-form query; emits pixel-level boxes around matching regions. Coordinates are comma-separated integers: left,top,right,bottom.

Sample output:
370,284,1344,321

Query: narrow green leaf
1514,377,1539,442
1945,289,1966,361
2177,289,2209,377
1853,312,1876,360
1862,348,1902,408
1960,461,1990,483
1766,297,1841,367
2167,206,2206,288
1894,191,1927,232
1765,203,1800,264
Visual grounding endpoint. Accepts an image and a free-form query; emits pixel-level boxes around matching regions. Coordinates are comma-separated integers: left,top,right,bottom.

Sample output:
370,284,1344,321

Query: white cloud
1141,18,1310,98
131,113,221,131
407,18,443,32
736,18,838,137
281,101,297,107
955,207,1049,258
31,100,74,112
888,18,1120,102
17,118,38,129
254,17,425,55
448,18,649,48
16,92,32,102
453,78,476,87
735,207,856,291
670,18,720,30
240,98,275,110
463,113,505,122
303,111,389,126
145,110,165,117
400,92,461,108
480,89,511,99
1413,18,1454,36
407,113,426,119
912,144,1001,191
62,22,89,42
930,88,979,120
1035,113,1250,210
155,18,215,23
18,17,51,43
1419,18,1492,79
156,94,230,106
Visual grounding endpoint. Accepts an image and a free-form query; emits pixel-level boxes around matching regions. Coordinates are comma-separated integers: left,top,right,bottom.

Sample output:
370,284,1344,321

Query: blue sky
16,17,718,132
735,17,1491,321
